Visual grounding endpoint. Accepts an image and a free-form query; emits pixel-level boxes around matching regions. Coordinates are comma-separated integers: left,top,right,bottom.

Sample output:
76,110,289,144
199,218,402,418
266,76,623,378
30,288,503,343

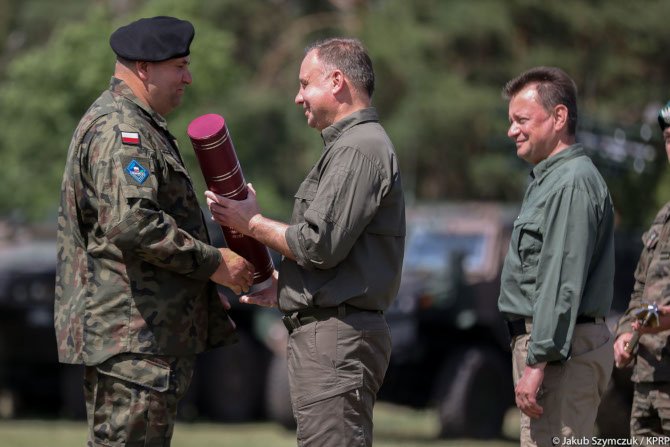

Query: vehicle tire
197,331,269,422
265,353,295,430
434,346,512,439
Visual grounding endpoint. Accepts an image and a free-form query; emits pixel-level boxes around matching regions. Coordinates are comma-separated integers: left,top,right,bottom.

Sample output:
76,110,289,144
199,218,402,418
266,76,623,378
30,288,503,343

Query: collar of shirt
320,107,379,148
529,143,585,184
109,77,170,133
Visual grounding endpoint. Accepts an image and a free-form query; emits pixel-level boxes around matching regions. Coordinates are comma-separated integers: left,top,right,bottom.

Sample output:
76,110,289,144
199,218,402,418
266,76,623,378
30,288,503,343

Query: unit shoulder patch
124,158,149,185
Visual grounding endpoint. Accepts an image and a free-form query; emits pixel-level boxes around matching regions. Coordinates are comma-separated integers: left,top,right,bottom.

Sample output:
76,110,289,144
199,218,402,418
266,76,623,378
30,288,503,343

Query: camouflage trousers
631,382,670,444
84,353,195,447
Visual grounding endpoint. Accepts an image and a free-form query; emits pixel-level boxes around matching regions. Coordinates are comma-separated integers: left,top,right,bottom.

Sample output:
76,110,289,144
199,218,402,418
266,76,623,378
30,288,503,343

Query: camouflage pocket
96,354,170,392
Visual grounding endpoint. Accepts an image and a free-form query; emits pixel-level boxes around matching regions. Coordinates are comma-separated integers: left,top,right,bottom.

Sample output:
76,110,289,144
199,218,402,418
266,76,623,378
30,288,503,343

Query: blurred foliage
0,0,668,229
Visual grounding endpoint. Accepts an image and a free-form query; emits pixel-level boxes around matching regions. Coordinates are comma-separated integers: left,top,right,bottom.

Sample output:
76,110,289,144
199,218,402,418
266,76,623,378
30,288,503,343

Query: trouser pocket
85,354,194,447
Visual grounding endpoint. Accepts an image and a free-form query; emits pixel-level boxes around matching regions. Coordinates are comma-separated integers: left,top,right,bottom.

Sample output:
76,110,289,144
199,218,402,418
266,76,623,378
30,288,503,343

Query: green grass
0,403,519,447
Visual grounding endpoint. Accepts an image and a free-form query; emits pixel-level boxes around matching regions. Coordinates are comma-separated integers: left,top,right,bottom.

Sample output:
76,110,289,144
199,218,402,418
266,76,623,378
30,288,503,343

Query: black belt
282,303,382,334
506,315,600,338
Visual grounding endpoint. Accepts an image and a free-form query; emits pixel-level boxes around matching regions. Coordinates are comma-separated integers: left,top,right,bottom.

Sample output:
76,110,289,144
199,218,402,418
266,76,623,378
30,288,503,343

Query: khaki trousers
287,311,391,447
511,321,613,447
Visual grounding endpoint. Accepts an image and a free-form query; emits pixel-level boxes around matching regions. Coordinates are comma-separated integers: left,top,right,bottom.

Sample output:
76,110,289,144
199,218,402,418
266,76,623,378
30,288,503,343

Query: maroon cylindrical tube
187,113,274,285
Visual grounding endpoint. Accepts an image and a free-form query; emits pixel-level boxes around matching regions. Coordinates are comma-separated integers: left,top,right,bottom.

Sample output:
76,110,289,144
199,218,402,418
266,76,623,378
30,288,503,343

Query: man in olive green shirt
206,38,405,446
498,66,615,446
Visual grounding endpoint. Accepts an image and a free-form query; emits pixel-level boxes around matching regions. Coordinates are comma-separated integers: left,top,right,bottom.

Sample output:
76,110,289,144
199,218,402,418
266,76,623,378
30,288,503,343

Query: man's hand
515,363,545,419
240,270,279,308
205,184,260,236
614,333,634,368
217,291,231,310
210,248,254,295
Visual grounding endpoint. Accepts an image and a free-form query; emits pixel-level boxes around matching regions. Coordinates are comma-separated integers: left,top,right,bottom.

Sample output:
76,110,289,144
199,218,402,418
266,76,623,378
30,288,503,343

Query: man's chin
306,118,319,129
517,150,536,164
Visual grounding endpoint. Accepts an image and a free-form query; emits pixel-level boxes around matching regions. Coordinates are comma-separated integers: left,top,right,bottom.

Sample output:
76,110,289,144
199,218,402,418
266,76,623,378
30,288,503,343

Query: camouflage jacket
55,77,236,365
617,201,670,382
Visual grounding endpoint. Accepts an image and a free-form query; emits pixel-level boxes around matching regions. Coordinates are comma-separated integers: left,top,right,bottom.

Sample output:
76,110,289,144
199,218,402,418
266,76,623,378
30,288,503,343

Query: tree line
0,0,668,230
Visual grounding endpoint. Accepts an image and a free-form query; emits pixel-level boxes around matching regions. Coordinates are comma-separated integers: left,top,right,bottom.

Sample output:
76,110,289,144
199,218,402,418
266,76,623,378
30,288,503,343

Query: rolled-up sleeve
88,128,221,280
527,187,597,364
286,146,386,270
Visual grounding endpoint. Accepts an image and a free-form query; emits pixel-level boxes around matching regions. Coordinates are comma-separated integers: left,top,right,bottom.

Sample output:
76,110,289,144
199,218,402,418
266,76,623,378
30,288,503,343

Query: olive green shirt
278,108,406,312
498,144,615,365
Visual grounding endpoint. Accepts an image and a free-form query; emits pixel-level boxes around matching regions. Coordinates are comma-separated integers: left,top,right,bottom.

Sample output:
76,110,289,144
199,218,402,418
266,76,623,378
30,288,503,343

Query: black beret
110,16,194,62
659,100,670,131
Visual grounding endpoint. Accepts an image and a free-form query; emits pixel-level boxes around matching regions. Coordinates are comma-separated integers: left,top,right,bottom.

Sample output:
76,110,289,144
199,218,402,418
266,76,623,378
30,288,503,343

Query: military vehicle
378,202,518,438
0,226,82,418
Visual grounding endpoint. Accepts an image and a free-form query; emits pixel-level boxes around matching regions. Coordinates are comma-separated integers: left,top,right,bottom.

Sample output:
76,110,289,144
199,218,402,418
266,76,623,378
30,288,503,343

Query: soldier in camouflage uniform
614,100,670,442
54,17,254,447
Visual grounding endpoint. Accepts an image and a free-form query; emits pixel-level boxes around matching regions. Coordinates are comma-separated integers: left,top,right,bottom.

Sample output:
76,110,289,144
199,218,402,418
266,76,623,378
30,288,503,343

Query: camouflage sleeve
616,245,650,336
616,205,670,336
85,125,221,280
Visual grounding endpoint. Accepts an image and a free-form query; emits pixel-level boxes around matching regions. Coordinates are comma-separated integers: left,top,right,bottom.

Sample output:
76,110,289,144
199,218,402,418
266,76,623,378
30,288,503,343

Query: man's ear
331,69,345,95
553,104,569,131
136,61,150,81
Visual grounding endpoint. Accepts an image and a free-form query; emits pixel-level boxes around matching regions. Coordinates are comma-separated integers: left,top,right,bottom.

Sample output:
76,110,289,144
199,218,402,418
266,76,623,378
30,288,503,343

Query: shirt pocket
645,226,670,286
294,178,318,201
291,178,319,223
159,151,199,219
515,218,543,277
161,150,192,182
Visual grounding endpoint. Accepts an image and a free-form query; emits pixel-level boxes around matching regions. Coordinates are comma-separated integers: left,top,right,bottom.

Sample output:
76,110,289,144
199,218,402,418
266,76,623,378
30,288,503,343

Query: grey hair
306,37,375,97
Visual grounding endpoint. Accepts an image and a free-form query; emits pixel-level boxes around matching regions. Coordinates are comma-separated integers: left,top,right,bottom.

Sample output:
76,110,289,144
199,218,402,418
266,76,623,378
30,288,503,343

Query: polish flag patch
121,131,140,145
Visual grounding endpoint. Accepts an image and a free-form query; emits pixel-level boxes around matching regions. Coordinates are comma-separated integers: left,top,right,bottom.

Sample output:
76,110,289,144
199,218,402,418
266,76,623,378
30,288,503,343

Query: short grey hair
306,37,375,97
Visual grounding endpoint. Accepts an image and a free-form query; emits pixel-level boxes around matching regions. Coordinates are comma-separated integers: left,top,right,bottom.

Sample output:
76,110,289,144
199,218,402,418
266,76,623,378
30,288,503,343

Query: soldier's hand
633,305,670,334
240,270,279,308
210,248,254,295
614,333,634,368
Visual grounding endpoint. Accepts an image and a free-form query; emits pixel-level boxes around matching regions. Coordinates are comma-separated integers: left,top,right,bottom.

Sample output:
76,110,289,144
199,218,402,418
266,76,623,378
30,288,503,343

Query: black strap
576,315,597,324
506,315,599,338
282,303,382,334
506,319,527,337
